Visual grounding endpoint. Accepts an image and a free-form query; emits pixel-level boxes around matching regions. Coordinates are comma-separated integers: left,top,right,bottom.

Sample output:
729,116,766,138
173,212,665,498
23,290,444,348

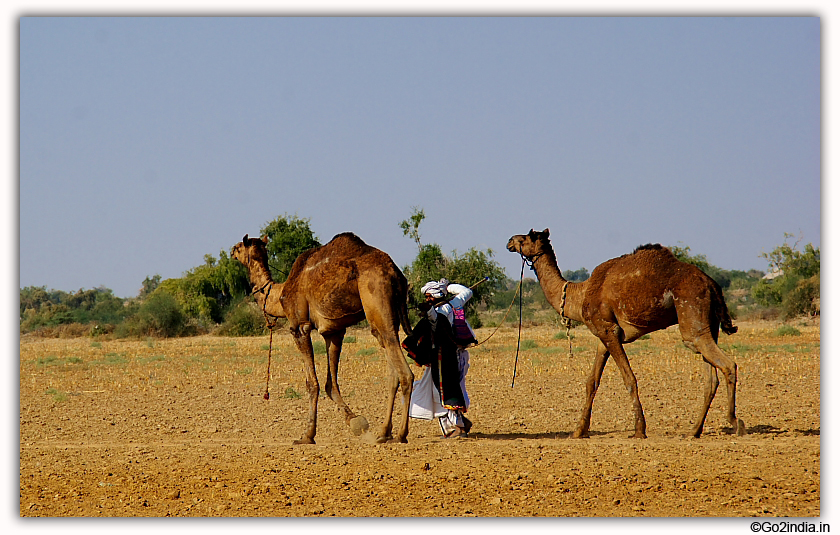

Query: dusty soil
19,320,820,517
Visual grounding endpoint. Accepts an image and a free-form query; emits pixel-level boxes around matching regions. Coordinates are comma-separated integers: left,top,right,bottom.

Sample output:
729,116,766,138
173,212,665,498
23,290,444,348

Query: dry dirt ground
19,320,820,518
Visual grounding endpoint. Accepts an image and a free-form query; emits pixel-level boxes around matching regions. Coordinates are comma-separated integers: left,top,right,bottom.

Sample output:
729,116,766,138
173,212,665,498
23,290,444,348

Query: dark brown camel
507,229,746,438
231,232,414,444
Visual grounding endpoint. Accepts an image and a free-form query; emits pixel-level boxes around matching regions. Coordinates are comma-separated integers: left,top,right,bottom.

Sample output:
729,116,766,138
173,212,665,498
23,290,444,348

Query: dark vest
402,317,466,410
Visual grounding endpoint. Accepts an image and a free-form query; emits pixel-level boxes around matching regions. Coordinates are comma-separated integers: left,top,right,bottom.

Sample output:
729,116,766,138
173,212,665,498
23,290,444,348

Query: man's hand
418,294,453,313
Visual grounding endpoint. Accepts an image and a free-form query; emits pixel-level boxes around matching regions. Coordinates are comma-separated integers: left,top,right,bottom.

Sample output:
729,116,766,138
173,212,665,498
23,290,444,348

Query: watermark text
751,521,829,533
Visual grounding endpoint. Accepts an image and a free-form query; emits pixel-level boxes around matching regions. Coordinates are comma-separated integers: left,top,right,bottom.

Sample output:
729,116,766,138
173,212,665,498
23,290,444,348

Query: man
408,278,475,438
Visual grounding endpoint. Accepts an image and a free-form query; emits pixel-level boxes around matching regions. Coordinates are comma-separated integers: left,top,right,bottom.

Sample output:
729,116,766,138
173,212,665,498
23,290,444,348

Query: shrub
217,301,268,337
782,275,819,320
753,234,820,319
520,339,538,350
774,325,802,337
25,322,91,339
117,292,186,338
283,386,302,399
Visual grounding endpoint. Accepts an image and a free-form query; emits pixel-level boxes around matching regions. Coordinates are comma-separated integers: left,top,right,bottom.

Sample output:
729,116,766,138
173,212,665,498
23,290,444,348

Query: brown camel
231,232,415,444
507,229,746,439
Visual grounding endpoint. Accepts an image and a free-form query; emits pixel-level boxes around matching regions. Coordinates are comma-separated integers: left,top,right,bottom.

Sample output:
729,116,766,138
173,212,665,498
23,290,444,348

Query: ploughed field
20,320,820,517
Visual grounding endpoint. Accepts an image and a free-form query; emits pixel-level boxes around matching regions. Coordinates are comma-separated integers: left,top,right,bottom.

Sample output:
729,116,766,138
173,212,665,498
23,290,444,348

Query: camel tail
713,285,738,335
398,299,413,337
395,275,413,337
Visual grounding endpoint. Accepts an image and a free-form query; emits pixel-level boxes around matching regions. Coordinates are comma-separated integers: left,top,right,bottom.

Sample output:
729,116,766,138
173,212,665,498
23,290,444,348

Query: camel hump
328,232,369,247
633,243,668,254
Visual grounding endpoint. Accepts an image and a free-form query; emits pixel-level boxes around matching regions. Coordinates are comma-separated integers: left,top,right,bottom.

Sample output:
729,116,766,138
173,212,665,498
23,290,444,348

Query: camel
231,232,415,444
507,229,746,439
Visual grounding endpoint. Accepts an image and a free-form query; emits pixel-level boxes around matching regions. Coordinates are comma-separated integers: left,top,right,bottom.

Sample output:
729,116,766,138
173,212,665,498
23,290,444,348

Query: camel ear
243,234,249,244
543,228,550,235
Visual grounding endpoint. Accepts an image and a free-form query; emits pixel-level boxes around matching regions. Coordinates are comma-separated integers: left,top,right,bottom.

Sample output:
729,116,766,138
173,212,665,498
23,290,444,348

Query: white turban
421,279,449,298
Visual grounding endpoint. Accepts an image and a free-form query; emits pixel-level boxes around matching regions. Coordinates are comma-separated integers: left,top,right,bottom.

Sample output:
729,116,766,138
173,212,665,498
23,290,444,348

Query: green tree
562,267,590,282
398,206,426,253
260,214,321,281
404,243,448,298
20,286,52,320
138,275,161,299
399,207,507,326
753,233,820,319
20,285,130,332
131,214,317,332
441,247,508,308
152,251,250,326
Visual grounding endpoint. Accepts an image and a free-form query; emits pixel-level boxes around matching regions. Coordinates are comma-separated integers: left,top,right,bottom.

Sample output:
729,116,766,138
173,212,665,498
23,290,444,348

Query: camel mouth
506,239,519,253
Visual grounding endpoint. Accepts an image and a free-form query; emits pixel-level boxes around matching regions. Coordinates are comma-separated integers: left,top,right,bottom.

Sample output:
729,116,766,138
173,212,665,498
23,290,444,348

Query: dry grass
21,319,821,438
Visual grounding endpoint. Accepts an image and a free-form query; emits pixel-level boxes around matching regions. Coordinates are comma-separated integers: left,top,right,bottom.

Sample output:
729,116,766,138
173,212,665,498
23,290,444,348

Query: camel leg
367,321,414,444
601,337,647,438
322,331,359,425
384,338,414,444
690,334,746,436
572,342,610,438
689,359,719,438
291,324,319,445
366,325,393,443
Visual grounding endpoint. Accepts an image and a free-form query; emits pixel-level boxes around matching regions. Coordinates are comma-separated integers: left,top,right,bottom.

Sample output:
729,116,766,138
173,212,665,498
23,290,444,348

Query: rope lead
559,281,573,357
263,323,274,400
511,256,526,388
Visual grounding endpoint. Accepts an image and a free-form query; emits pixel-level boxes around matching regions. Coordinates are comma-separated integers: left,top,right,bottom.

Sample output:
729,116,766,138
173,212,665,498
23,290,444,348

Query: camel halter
522,251,545,270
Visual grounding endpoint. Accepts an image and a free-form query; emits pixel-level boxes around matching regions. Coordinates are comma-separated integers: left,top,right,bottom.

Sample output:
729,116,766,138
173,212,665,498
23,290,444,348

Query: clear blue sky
20,16,820,298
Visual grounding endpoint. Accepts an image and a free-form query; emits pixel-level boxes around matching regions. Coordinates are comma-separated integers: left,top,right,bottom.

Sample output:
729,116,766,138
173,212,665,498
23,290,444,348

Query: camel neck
245,262,285,318
531,251,584,323
247,262,274,291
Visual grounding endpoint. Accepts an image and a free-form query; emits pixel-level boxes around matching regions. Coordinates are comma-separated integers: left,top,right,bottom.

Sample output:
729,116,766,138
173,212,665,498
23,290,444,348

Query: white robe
409,348,471,420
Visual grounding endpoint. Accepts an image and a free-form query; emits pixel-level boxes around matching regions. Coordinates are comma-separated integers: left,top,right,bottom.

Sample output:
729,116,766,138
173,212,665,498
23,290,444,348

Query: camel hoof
349,416,369,436
736,419,747,436
571,430,589,439
386,436,408,444
374,435,392,444
630,432,647,439
293,437,316,445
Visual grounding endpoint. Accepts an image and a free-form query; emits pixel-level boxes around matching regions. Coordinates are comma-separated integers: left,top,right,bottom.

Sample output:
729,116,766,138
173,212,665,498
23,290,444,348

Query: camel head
231,234,270,269
507,228,552,260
